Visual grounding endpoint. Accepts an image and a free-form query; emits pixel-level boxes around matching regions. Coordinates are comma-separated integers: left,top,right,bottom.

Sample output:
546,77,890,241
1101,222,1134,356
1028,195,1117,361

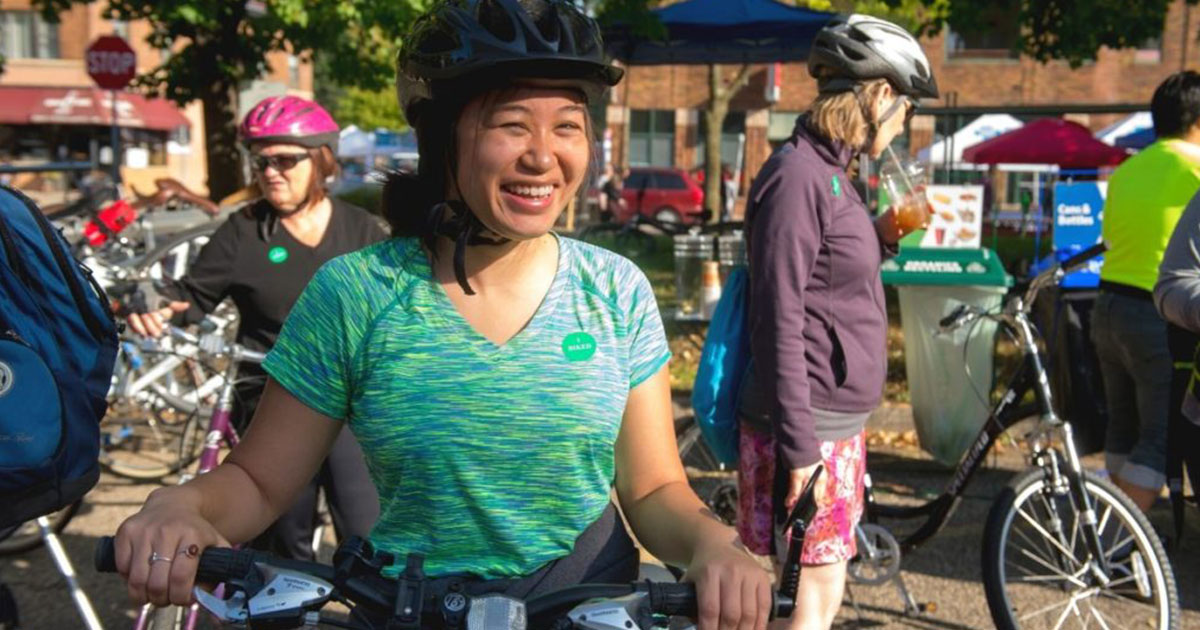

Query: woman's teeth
504,184,553,199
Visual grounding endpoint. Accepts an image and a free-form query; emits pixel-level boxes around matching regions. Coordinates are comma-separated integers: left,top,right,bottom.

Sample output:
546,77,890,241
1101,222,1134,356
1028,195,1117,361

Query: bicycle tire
100,404,206,481
0,501,82,556
676,416,737,525
982,467,1180,630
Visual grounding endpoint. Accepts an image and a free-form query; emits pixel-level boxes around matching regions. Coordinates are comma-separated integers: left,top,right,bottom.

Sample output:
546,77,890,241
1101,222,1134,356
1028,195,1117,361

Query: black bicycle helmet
398,0,623,121
808,14,939,100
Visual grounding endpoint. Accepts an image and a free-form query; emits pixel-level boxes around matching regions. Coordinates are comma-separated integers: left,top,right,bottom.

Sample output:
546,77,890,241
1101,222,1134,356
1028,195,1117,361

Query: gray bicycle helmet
808,14,939,100
397,0,623,121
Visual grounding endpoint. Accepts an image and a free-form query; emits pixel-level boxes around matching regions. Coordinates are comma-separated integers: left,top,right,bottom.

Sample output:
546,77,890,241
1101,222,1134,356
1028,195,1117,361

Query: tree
35,0,420,200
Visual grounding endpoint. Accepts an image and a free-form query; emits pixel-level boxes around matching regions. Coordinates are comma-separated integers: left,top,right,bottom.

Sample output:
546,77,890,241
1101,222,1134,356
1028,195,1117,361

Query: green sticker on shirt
831,174,842,197
562,332,597,362
268,246,289,264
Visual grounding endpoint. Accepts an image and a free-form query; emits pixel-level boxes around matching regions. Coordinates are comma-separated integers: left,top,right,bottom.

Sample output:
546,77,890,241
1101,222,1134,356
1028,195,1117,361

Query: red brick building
603,0,1200,205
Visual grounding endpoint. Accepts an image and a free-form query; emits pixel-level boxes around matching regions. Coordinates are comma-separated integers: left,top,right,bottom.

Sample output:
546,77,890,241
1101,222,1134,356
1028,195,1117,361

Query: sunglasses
903,96,918,126
251,153,310,173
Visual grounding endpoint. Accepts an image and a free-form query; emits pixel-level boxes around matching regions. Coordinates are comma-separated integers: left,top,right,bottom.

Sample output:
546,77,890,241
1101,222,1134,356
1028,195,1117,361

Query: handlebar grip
95,536,117,573
94,536,264,584
647,583,786,621
647,582,697,618
1060,241,1108,274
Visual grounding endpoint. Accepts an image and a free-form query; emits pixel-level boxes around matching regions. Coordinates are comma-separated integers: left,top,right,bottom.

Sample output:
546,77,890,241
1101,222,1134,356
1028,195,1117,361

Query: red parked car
616,166,706,226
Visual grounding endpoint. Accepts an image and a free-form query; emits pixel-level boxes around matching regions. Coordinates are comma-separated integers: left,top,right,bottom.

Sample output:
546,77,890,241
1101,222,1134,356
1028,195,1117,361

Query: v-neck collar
410,235,567,355
257,199,334,253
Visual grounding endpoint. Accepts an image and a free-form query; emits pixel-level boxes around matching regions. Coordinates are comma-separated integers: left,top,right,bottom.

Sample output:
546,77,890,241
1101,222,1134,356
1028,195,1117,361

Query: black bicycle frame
864,352,1046,552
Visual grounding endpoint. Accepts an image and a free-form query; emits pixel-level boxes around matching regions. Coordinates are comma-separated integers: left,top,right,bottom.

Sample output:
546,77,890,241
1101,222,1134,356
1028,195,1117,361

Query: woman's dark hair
1151,71,1200,139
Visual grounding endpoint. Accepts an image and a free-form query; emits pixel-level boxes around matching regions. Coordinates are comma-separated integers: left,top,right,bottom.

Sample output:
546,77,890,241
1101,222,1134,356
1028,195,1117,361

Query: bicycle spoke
1016,505,1085,570
1011,525,1076,579
1102,533,1135,561
1018,592,1079,626
1086,601,1115,630
1008,544,1088,588
1052,594,1083,630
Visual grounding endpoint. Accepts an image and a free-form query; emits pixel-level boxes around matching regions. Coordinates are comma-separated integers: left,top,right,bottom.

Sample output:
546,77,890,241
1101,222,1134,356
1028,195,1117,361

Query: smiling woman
105,3,779,629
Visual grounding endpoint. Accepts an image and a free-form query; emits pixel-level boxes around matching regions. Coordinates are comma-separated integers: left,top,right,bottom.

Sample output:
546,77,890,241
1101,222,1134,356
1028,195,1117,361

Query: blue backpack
690,267,751,466
0,185,117,528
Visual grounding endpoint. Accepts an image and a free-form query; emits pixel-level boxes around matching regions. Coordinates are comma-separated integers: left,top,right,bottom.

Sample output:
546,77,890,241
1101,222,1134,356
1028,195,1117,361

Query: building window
628,110,675,167
697,111,747,170
768,111,803,149
945,3,1019,61
1135,34,1162,64
0,10,60,59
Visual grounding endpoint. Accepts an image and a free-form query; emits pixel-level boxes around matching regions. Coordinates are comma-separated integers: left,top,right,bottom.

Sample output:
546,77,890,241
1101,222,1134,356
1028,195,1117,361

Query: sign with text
1053,182,1107,288
86,36,137,91
919,185,984,249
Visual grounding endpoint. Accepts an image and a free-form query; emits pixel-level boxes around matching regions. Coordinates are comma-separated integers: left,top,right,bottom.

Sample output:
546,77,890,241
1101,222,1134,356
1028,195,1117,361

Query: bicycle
94,469,823,630
576,212,690,259
127,323,265,630
851,242,1180,629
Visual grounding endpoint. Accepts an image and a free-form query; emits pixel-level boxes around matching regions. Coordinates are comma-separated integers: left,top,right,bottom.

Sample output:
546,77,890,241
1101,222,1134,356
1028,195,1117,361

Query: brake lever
193,563,336,627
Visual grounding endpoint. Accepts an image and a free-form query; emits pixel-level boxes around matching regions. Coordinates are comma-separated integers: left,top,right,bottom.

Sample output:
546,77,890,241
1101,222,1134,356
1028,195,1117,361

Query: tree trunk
704,64,753,223
200,82,245,202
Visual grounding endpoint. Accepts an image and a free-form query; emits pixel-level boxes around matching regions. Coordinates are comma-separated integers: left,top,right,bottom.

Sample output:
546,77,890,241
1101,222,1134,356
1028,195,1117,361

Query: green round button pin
268,246,289,264
562,332,597,362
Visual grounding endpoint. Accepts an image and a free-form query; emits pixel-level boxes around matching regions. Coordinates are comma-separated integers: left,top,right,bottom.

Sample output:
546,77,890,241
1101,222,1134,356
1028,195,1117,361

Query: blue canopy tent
602,0,835,65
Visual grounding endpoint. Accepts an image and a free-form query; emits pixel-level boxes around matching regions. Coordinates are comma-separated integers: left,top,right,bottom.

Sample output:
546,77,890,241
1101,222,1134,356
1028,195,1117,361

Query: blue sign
1053,183,1106,288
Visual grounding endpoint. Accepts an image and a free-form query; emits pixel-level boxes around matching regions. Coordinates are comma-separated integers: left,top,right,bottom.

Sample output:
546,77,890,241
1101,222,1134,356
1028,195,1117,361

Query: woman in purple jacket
736,15,939,630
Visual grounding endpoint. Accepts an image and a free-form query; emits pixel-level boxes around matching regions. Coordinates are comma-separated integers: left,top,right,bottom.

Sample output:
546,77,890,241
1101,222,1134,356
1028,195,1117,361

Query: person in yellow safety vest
1093,70,1200,512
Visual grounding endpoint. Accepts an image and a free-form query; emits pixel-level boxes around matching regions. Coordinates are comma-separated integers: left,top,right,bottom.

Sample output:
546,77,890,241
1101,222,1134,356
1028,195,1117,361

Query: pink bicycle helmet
240,95,339,151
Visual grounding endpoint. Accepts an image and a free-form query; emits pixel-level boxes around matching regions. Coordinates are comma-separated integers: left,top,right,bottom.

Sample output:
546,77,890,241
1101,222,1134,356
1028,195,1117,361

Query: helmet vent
914,60,928,79
419,22,462,56
478,0,517,42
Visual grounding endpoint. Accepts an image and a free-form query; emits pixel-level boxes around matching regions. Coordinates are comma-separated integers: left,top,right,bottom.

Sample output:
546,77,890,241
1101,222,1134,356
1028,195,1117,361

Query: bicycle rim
101,405,205,481
983,468,1179,630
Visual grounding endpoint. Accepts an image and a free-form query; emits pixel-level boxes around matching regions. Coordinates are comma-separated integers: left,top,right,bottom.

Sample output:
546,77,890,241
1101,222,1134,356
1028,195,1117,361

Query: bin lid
881,247,1013,287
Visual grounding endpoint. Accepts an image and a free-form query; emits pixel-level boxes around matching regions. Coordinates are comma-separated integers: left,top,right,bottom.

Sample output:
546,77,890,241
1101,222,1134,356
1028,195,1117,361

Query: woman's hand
126,301,190,337
785,462,825,517
685,534,775,630
113,486,230,607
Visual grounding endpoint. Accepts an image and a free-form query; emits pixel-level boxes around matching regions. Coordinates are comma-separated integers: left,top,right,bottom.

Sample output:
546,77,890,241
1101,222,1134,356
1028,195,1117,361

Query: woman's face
251,143,315,213
454,84,591,241
868,85,914,158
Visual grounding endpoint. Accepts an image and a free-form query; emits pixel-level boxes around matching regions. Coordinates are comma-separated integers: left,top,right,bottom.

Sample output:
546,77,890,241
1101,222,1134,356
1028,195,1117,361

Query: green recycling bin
881,248,1013,465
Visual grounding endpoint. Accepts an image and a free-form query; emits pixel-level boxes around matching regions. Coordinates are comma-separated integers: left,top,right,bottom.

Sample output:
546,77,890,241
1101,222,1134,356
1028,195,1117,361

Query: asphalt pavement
2,403,1197,629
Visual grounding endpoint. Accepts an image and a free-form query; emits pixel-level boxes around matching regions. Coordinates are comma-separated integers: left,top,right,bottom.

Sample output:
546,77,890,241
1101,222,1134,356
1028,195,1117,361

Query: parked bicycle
95,470,823,630
128,323,265,630
852,242,1179,630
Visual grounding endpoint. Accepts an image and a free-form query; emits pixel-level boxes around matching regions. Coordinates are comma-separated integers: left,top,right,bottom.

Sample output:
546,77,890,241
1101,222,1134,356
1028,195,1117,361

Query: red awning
962,118,1130,169
0,86,189,131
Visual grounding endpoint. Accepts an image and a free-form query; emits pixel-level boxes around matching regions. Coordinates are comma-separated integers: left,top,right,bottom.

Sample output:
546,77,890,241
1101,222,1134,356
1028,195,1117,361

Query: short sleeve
262,262,353,419
626,268,671,388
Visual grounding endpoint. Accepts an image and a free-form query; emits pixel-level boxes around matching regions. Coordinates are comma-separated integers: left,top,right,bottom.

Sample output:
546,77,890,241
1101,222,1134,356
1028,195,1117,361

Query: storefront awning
0,87,189,131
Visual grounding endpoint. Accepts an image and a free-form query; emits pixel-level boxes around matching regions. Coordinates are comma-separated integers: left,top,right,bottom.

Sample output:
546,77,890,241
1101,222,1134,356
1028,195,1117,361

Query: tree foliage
33,0,424,198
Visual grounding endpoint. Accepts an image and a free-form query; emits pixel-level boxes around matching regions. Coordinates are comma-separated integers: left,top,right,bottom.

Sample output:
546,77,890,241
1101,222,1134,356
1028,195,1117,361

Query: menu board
920,185,984,249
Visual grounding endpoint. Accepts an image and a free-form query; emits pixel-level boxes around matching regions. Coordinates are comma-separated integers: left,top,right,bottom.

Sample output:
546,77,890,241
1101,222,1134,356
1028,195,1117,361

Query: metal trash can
674,232,713,316
717,231,747,285
881,247,1013,465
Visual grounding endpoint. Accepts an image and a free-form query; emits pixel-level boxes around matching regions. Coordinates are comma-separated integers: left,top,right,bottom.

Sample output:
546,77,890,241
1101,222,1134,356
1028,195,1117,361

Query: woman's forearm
620,480,740,569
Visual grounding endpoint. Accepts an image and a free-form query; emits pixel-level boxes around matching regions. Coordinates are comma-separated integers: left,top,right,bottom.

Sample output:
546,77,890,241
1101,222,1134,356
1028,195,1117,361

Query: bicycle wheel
101,400,206,481
982,467,1180,630
676,416,738,525
0,501,81,556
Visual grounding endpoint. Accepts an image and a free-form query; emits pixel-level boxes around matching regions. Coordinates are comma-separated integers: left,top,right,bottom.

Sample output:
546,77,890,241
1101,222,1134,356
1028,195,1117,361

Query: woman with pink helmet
125,94,385,562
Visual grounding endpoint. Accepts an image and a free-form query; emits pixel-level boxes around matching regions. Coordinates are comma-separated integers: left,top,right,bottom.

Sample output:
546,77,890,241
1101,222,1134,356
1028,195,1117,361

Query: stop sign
86,36,137,90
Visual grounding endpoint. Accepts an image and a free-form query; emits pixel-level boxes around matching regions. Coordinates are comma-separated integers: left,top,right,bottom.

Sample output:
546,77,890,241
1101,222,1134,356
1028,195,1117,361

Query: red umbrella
962,118,1130,169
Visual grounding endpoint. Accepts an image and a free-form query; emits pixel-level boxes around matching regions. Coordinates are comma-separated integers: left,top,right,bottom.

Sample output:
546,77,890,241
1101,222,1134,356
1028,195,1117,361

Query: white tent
1095,111,1152,145
337,125,418,160
917,114,1024,165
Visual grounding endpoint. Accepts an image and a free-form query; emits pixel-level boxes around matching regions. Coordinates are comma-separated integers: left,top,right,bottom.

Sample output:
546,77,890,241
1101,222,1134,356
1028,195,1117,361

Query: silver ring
149,551,173,566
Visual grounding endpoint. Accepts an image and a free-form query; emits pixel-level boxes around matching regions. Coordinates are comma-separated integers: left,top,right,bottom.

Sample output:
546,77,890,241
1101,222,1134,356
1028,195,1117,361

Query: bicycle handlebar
94,536,786,629
1059,241,1108,275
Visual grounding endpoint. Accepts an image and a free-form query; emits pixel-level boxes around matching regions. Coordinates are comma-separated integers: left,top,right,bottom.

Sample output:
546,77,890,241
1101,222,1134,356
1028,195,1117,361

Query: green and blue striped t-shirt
262,235,670,578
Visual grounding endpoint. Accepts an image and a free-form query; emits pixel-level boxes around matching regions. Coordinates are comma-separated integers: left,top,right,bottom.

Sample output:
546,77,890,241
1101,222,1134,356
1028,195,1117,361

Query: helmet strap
853,83,907,157
426,200,509,296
